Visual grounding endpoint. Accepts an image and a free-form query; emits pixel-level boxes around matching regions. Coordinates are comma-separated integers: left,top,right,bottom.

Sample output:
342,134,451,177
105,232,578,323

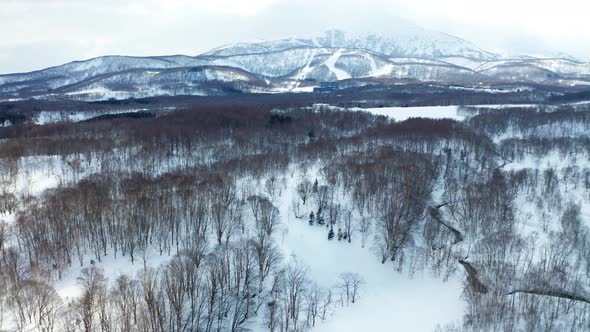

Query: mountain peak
1,27,589,101
205,28,499,60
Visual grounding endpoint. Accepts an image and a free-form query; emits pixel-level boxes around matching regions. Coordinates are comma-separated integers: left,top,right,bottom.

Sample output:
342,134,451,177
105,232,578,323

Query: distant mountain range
1,27,589,101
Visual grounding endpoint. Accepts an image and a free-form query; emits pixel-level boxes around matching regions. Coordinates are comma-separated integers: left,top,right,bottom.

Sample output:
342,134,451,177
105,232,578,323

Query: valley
1,94,590,331
1,13,590,331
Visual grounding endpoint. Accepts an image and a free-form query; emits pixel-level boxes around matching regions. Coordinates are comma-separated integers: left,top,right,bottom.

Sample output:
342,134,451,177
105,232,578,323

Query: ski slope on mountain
323,50,352,80
1,27,589,100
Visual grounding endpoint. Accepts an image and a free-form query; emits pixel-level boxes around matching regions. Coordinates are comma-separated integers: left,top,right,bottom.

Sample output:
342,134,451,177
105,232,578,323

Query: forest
0,97,590,331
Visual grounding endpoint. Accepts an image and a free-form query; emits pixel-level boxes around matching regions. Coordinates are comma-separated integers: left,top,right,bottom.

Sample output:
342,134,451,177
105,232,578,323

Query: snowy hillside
206,29,498,60
1,28,590,100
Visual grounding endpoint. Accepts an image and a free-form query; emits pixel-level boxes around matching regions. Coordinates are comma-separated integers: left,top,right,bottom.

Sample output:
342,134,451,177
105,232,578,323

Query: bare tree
7,280,61,331
264,269,284,332
2,248,27,287
561,202,582,242
358,217,371,248
296,179,313,206
163,257,189,332
284,260,309,331
265,176,279,201
304,283,330,328
138,269,166,332
0,277,5,331
342,209,354,243
377,171,431,263
314,185,330,212
77,267,107,332
210,181,240,246
0,221,7,252
338,272,365,305
320,288,332,321
111,274,139,332
327,203,340,227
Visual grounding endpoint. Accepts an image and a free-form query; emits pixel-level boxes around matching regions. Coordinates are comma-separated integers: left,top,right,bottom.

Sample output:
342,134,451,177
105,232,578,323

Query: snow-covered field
33,108,149,125
53,246,174,300
284,216,465,332
274,168,465,332
344,102,589,123
361,106,466,122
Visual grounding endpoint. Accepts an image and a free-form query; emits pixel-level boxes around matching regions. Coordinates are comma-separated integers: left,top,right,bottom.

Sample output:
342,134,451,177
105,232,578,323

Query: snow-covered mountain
1,29,589,101
205,29,498,60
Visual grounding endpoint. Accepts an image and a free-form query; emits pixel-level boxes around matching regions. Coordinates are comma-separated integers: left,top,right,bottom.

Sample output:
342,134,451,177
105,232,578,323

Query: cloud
0,41,91,73
0,0,589,73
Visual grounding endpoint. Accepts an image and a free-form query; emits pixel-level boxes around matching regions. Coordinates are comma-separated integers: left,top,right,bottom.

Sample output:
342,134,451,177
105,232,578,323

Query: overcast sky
1,0,589,74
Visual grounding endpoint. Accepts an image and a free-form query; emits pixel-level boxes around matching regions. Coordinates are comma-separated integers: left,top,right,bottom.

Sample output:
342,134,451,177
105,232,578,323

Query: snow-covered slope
1,28,589,100
54,66,270,101
206,29,498,60
0,55,204,87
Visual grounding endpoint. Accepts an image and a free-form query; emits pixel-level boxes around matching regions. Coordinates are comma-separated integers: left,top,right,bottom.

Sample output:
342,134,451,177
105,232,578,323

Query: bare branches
338,272,365,306
296,179,313,206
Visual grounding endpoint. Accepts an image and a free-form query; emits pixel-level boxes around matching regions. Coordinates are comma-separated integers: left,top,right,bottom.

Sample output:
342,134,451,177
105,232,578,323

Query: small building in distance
313,81,339,93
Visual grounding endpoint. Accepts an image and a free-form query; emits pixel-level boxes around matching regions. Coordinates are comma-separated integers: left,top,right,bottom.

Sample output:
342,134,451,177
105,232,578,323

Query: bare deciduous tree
77,267,107,332
111,274,139,332
296,179,313,206
338,272,365,305
358,217,371,248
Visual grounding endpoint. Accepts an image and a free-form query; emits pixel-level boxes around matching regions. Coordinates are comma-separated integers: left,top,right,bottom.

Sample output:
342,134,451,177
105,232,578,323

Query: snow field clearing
275,167,464,332
53,246,175,300
33,108,150,125
360,106,465,122
349,102,590,123
281,210,464,332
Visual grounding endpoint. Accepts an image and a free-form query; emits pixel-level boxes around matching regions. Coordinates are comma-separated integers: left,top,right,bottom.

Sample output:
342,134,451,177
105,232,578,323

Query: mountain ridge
1,29,589,101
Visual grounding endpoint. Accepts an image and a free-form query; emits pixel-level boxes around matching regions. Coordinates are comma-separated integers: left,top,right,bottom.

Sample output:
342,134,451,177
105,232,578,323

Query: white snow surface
323,49,352,80
54,247,174,300
360,105,466,122
282,210,464,332
33,109,148,125
275,167,464,332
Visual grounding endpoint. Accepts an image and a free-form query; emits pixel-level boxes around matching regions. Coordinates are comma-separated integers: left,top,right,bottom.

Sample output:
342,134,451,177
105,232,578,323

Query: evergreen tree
316,207,324,226
328,226,334,241
337,228,343,241
309,212,315,226
308,129,316,142
312,179,318,193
